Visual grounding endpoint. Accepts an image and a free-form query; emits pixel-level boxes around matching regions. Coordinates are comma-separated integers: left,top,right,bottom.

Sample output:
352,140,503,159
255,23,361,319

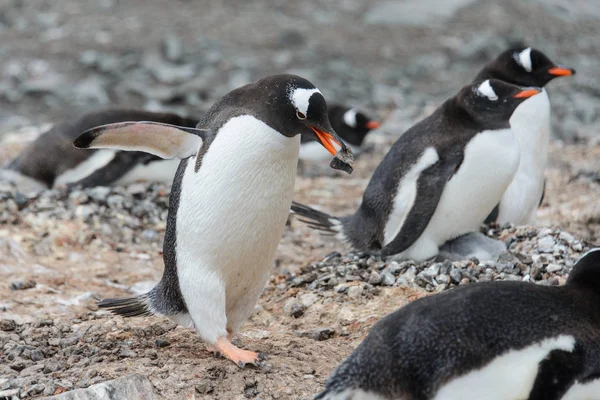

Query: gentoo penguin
299,103,380,161
1,109,200,190
73,74,353,367
292,79,541,261
315,248,600,400
475,47,575,225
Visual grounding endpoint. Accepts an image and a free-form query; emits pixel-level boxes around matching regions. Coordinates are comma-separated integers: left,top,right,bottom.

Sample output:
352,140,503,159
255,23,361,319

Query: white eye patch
343,108,358,128
289,87,321,116
513,47,533,72
476,80,498,101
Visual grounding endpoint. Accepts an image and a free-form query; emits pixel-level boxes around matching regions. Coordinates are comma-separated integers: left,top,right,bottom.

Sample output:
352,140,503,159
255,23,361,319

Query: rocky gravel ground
0,0,599,399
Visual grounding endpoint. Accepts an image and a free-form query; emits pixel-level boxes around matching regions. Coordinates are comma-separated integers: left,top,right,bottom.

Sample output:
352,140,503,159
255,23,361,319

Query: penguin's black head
478,47,576,87
237,74,353,173
567,249,600,294
456,79,541,129
328,104,380,147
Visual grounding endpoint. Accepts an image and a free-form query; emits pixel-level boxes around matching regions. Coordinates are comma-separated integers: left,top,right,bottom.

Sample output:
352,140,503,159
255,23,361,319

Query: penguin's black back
322,279,600,399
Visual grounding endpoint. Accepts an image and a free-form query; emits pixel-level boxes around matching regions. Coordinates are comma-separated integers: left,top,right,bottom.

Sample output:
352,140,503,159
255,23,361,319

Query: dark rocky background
0,0,599,141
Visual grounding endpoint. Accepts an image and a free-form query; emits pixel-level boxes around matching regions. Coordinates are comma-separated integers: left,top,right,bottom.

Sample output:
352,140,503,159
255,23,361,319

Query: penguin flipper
527,347,584,400
484,204,500,225
381,156,462,257
73,121,207,159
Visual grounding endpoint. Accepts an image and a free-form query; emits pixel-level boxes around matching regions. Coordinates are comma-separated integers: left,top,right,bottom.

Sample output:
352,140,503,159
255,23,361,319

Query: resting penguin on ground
475,47,575,226
291,79,540,262
315,249,600,400
300,103,380,161
74,74,353,367
1,109,200,191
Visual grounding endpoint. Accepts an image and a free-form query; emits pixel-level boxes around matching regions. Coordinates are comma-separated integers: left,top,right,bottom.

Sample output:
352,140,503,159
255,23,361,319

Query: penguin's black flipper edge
73,121,207,160
381,156,463,257
484,203,499,225
97,295,153,318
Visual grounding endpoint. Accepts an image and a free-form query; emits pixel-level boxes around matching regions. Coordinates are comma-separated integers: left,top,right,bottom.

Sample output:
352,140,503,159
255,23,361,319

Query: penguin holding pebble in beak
476,47,576,226
73,74,353,367
292,79,539,261
315,249,600,400
300,103,380,161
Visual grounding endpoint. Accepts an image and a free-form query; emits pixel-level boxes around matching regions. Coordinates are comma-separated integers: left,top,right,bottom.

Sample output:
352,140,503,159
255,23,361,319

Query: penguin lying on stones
300,103,380,161
74,74,353,367
314,248,600,400
476,47,575,226
291,79,540,262
1,109,200,191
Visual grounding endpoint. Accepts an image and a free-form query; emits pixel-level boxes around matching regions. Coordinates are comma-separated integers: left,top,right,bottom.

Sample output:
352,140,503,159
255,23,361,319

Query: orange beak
514,89,541,99
365,120,381,130
548,67,574,76
310,126,341,156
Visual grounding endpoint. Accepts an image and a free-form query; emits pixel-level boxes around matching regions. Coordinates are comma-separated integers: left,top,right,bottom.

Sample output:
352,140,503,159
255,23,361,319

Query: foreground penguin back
315,249,600,400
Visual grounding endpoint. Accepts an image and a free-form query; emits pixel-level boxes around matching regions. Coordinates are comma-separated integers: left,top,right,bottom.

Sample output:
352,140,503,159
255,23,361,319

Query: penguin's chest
425,128,520,241
498,90,551,223
175,116,300,301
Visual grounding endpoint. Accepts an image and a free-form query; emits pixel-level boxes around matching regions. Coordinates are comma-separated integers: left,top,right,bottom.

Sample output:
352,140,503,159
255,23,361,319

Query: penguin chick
292,80,540,261
74,74,353,368
315,248,600,400
475,47,575,226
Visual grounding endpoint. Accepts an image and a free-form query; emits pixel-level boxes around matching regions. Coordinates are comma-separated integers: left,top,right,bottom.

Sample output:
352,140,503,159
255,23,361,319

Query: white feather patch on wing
75,122,203,159
384,147,439,246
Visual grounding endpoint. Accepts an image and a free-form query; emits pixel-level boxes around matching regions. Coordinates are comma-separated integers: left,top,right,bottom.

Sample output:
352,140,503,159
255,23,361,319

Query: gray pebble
381,271,396,286
368,271,383,285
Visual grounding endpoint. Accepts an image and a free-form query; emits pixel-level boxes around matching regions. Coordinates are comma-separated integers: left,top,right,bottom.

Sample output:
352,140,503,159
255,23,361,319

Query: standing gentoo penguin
292,79,540,261
299,103,380,161
475,47,576,225
314,249,600,400
1,109,200,190
73,74,353,367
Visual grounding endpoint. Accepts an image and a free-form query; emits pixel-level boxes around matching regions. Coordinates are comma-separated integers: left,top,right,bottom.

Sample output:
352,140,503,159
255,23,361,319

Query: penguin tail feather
97,295,153,318
291,201,342,235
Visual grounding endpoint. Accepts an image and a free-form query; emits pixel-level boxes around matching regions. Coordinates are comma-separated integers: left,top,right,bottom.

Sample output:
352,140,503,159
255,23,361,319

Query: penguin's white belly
114,158,180,186
497,90,550,225
403,128,520,261
561,378,600,400
175,115,300,341
433,335,575,400
53,149,116,187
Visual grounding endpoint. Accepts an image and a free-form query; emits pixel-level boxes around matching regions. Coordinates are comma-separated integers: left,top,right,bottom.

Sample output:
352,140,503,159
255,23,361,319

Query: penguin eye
296,110,307,120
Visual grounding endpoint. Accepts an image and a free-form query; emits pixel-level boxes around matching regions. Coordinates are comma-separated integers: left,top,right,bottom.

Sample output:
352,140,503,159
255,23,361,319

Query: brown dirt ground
1,134,599,398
